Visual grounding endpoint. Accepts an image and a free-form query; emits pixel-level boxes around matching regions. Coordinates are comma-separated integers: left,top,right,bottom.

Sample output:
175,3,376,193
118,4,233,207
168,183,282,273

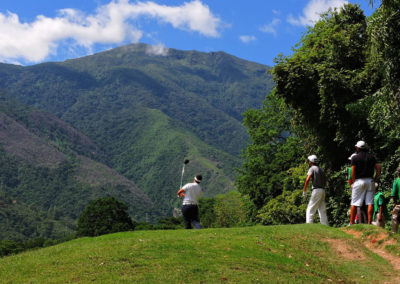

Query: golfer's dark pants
182,204,201,229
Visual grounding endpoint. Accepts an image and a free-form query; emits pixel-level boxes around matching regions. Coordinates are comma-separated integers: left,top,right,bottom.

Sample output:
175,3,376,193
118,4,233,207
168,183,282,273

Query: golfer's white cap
348,153,357,160
355,141,366,149
308,155,318,164
194,175,202,183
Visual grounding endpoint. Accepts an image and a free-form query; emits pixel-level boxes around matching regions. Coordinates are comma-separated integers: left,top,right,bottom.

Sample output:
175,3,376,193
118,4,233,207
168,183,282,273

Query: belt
183,202,198,205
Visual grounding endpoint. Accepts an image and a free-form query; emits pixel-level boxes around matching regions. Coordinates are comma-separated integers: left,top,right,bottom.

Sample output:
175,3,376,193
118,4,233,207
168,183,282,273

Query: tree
257,190,306,225
236,92,305,213
213,191,248,228
365,1,400,155
198,197,216,228
76,197,134,237
272,4,370,169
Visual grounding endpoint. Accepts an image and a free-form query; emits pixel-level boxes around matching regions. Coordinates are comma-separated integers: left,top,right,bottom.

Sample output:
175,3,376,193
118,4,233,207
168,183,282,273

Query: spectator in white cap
303,155,328,225
349,141,381,224
177,174,203,229
348,153,367,224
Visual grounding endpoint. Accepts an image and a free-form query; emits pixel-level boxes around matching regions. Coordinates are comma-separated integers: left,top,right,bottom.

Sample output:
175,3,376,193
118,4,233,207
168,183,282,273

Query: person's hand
302,191,306,199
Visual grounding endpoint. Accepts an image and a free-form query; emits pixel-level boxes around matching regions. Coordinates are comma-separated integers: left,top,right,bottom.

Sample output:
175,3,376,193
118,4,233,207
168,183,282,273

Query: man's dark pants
182,204,201,229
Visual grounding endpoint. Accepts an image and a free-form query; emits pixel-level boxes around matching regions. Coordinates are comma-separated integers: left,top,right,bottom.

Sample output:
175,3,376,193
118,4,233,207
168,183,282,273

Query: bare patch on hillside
324,238,366,260
344,228,400,283
76,155,153,206
0,112,66,166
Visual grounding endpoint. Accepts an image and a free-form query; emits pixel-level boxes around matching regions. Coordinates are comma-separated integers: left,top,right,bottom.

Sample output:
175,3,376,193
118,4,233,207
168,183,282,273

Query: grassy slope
0,225,396,283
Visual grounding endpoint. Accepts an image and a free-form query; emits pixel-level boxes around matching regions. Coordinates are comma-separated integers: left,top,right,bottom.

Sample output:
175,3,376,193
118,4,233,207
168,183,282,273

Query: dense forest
237,1,400,226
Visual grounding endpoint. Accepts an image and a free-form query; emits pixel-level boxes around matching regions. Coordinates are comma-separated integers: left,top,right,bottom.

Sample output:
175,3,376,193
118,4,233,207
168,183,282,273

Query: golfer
177,174,203,229
303,155,328,225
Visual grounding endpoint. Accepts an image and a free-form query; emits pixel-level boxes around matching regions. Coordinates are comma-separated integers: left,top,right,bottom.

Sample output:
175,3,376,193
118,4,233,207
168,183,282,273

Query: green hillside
0,191,73,240
0,93,154,239
1,225,398,283
0,43,273,219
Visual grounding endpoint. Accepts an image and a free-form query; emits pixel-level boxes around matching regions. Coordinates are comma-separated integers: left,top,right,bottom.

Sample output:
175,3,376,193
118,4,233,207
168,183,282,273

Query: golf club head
184,159,190,164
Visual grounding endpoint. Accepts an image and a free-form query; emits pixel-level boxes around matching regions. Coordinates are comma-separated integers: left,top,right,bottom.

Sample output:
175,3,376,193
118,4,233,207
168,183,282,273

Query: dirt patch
324,238,366,260
345,229,363,239
344,228,400,283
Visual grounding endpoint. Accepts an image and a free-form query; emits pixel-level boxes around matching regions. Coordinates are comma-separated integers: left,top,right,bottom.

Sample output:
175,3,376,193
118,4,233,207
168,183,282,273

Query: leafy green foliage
272,4,370,169
0,237,69,258
213,191,249,227
240,3,400,228
0,190,73,241
198,197,216,228
364,1,400,163
236,92,306,212
258,190,306,225
76,197,134,237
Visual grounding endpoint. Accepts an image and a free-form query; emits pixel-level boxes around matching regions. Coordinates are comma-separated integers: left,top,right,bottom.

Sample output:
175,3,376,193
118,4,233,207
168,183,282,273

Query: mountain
0,43,273,231
0,93,152,240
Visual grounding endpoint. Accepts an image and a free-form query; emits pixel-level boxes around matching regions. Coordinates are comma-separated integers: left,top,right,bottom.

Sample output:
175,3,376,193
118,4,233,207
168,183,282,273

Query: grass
0,224,396,283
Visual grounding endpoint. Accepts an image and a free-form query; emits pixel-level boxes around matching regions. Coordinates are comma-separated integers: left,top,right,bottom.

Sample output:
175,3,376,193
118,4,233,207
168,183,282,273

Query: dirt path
344,229,400,284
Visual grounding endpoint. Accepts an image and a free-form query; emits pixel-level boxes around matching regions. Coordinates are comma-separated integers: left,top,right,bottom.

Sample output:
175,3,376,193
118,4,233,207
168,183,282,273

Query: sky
0,0,378,66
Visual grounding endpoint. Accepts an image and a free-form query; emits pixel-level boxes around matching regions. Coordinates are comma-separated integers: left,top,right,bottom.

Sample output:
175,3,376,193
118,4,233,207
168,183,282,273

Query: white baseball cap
308,155,318,163
355,141,366,149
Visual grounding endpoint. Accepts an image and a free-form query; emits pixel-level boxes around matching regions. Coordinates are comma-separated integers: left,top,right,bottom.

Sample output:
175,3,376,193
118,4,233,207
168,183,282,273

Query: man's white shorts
351,178,374,206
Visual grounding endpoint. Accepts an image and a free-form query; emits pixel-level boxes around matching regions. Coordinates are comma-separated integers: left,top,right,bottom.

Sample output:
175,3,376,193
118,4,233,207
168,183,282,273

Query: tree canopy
76,197,135,237
237,2,400,226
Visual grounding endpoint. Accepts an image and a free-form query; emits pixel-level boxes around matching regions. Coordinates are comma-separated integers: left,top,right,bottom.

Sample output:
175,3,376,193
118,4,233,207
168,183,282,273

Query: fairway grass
0,224,396,283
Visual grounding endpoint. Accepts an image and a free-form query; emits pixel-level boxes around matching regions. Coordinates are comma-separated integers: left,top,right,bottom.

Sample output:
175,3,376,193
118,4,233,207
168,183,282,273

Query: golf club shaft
180,164,185,189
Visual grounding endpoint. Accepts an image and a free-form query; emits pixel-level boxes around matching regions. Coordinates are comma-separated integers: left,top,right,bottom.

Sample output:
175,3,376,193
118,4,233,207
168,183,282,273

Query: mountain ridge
0,43,273,238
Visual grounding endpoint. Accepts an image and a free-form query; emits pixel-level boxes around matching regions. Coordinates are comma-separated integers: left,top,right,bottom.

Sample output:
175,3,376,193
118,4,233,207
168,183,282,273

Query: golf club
180,159,190,189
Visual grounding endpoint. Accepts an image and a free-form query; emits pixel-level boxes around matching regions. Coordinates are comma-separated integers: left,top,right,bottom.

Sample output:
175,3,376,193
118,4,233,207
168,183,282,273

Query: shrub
76,197,134,237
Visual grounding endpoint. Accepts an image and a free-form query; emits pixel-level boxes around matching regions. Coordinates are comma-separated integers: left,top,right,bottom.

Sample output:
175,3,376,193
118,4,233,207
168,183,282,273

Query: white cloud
287,0,348,27
272,9,281,16
259,18,281,36
145,43,169,56
0,0,221,63
239,35,256,44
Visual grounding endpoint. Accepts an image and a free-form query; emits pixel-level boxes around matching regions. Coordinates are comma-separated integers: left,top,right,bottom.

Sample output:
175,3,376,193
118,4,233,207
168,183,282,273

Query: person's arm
351,165,356,184
374,163,381,182
303,175,311,193
378,205,383,221
177,188,185,198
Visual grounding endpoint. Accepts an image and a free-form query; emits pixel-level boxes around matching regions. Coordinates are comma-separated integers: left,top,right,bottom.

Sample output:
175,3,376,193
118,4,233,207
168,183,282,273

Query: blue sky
0,0,377,66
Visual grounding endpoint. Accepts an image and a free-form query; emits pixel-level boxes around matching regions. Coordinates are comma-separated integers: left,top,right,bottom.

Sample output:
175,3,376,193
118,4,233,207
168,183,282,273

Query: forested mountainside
0,44,273,239
0,93,152,240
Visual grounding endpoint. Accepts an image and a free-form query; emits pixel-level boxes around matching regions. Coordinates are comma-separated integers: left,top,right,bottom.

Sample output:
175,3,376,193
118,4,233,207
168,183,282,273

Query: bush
258,190,307,225
214,191,249,228
76,197,134,237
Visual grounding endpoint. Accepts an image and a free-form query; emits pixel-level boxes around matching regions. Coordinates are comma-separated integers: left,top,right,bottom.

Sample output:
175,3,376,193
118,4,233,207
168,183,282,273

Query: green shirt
391,177,400,199
347,167,352,180
373,192,389,220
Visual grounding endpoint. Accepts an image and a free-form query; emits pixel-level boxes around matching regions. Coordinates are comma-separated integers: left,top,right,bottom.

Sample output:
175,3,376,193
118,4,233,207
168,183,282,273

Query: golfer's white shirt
182,182,202,205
